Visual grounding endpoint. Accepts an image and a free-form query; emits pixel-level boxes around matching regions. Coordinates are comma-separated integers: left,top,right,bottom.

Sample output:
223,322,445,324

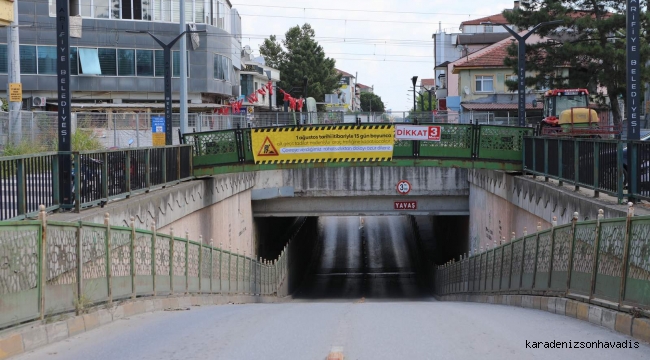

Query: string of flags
215,81,304,114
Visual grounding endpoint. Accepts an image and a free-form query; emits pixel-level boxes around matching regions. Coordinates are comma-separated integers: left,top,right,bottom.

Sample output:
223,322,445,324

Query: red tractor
537,89,620,137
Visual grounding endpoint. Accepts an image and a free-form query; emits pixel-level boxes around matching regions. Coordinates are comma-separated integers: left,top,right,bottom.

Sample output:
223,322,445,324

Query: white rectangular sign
395,125,441,141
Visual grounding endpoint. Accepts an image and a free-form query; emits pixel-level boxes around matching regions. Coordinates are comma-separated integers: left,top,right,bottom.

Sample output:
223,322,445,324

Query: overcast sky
233,0,514,112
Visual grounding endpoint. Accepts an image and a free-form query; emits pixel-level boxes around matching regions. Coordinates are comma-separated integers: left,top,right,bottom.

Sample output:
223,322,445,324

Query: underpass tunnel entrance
253,215,469,300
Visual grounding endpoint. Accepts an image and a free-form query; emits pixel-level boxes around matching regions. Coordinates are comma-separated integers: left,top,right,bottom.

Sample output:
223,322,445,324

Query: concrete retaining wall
159,189,254,253
468,169,635,251
437,294,650,345
49,172,257,230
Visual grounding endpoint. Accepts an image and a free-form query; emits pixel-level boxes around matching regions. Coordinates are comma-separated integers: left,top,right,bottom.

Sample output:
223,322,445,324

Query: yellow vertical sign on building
9,83,22,102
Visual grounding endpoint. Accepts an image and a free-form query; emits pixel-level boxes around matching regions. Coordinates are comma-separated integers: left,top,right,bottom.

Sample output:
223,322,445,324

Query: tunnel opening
253,215,470,300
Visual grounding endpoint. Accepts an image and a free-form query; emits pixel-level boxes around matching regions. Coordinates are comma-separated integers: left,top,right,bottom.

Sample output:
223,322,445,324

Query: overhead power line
232,3,487,17
237,13,463,26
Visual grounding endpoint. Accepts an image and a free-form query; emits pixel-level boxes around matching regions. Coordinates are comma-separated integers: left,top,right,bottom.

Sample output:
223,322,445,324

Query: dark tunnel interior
253,215,469,300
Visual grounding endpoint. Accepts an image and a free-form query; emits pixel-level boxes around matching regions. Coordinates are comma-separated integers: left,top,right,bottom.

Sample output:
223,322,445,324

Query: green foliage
260,24,342,105
0,98,8,112
360,92,386,112
71,129,104,151
502,1,650,124
2,129,103,156
416,92,437,112
2,140,48,156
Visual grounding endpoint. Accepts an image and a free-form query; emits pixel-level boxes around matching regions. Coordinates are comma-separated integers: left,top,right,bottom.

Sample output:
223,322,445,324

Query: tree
502,1,650,125
260,24,341,107
360,92,386,112
416,92,436,112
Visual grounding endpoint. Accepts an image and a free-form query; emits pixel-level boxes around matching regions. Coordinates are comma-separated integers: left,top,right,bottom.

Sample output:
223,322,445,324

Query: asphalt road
14,216,650,360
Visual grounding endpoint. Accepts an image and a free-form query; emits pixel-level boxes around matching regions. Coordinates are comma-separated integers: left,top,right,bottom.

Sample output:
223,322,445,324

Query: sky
233,0,514,112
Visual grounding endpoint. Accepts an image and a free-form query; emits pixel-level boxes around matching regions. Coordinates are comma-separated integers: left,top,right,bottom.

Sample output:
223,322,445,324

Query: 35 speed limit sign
396,180,411,195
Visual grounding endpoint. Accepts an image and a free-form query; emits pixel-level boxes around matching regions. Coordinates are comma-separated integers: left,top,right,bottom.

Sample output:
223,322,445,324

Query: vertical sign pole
56,0,72,205
518,39,526,127
626,0,641,203
164,47,173,145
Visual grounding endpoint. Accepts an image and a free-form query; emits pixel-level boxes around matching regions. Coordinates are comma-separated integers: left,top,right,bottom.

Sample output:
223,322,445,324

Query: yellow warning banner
251,125,395,164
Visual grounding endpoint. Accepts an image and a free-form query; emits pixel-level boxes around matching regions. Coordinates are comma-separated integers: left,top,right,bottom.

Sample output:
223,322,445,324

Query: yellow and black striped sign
251,125,394,164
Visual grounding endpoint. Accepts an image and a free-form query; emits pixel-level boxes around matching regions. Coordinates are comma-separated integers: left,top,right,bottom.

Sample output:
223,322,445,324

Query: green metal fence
435,206,650,315
0,145,193,221
0,207,295,330
183,124,533,173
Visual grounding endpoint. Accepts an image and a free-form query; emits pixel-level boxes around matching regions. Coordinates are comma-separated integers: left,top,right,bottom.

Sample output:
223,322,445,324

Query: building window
241,74,253,97
214,54,223,79
172,51,189,77
118,49,135,76
154,50,165,77
484,24,493,33
37,46,57,74
79,48,102,75
19,45,37,74
98,48,117,75
0,44,8,73
70,47,79,75
95,0,110,18
475,75,494,92
137,49,154,76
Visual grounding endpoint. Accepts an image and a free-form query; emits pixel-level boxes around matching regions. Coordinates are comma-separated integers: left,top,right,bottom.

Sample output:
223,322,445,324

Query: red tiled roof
420,79,436,87
357,83,372,89
461,13,509,26
462,103,543,111
336,69,355,78
454,39,512,69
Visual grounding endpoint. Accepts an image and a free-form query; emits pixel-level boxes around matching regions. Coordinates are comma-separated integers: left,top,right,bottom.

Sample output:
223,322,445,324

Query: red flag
297,98,305,111
289,97,297,111
257,88,266,96
267,81,274,95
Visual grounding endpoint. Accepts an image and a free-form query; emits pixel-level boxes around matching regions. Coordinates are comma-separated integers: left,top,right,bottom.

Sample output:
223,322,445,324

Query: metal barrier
0,145,193,221
435,207,650,316
183,124,533,169
0,207,296,330
523,137,650,202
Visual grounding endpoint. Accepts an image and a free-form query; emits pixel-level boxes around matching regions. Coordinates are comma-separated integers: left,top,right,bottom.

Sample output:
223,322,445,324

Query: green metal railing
0,207,298,330
434,206,650,315
523,137,650,202
0,145,193,221
183,124,533,173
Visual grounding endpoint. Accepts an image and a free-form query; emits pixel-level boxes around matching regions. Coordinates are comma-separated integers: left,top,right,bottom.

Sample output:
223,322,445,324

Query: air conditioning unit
32,97,46,107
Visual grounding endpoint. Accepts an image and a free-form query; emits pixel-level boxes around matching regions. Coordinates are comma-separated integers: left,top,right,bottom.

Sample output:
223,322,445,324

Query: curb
438,294,650,345
0,294,284,359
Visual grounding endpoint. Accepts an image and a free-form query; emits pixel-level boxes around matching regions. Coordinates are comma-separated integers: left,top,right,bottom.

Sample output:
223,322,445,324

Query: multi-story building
0,0,242,114
240,46,280,112
326,69,358,112
433,1,519,101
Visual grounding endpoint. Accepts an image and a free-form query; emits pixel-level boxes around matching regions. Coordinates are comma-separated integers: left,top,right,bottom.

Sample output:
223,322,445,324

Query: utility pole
499,20,562,127
179,0,188,138
128,29,205,145
56,0,72,206
7,0,21,144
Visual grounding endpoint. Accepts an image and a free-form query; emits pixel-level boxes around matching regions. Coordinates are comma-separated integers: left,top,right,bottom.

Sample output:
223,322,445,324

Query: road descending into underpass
14,216,650,360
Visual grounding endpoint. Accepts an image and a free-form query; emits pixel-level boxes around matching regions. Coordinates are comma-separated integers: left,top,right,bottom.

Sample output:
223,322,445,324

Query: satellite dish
463,86,470,95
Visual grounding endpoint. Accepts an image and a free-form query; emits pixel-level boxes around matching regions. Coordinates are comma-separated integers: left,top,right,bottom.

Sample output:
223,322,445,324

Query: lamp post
498,20,562,127
265,70,273,111
127,29,206,145
411,76,418,115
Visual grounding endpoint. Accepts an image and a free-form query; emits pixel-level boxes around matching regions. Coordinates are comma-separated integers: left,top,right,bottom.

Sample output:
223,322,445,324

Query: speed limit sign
396,180,411,195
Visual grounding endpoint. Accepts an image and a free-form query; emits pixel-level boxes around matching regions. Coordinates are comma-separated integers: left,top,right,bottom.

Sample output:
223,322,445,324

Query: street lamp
127,29,206,145
411,76,418,114
497,20,563,126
